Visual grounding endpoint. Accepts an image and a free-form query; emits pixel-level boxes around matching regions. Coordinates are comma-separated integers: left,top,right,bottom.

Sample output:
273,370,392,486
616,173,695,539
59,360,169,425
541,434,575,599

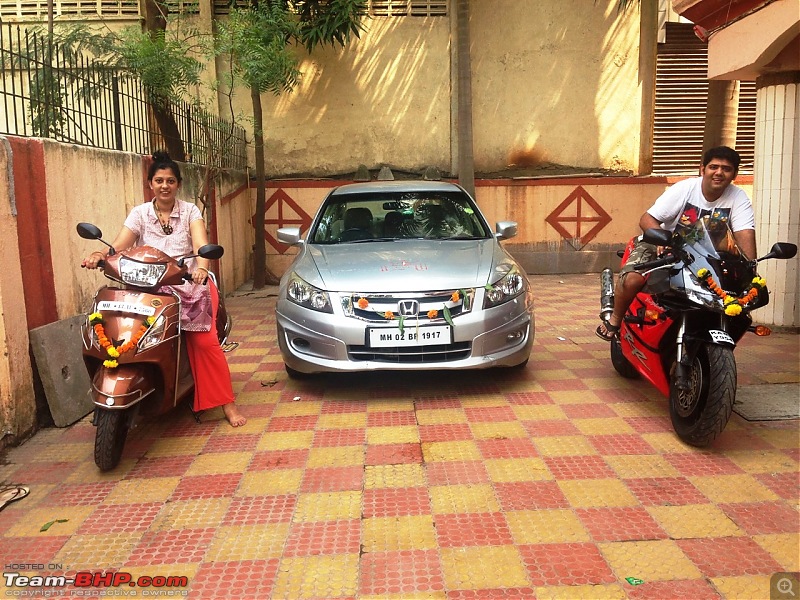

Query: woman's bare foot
222,402,247,427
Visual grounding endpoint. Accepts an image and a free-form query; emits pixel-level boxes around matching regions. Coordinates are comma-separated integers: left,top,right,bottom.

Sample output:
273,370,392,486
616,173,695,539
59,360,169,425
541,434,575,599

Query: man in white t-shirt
596,146,757,341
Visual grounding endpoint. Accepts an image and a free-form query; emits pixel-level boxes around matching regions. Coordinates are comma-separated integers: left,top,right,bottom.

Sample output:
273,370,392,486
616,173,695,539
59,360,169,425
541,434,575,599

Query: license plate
97,300,156,317
369,325,451,348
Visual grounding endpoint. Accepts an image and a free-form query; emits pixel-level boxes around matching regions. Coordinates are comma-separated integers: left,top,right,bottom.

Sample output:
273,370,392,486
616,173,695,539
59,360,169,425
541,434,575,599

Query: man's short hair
703,146,741,171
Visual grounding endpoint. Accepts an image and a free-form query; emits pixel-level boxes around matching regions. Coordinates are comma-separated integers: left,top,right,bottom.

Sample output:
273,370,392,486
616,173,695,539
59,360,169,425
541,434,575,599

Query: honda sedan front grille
348,342,472,363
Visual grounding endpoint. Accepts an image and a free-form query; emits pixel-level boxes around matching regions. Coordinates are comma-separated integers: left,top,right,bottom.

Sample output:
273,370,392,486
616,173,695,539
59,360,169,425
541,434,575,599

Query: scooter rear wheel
95,410,129,471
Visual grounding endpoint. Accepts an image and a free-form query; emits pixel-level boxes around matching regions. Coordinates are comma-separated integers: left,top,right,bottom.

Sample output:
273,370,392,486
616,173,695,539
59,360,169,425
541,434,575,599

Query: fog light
293,338,310,349
506,330,523,342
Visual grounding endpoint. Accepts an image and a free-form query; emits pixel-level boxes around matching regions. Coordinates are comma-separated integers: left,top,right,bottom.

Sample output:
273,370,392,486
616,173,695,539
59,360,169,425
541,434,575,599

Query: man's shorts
619,240,658,276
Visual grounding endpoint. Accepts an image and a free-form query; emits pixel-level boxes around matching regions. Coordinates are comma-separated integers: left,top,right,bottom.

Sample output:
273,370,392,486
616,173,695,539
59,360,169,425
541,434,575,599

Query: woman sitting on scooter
81,151,247,428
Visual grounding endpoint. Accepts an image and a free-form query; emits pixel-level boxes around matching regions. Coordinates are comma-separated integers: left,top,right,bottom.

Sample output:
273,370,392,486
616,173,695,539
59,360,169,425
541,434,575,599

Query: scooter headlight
119,257,167,287
139,314,166,350
483,265,527,308
286,273,333,313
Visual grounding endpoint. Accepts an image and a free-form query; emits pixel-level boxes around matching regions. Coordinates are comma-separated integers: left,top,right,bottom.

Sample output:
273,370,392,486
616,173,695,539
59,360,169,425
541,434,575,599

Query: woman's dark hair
148,151,182,183
702,146,740,171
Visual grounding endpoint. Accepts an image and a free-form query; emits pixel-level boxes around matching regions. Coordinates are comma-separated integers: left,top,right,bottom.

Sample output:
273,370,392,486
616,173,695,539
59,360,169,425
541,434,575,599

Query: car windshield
310,191,491,243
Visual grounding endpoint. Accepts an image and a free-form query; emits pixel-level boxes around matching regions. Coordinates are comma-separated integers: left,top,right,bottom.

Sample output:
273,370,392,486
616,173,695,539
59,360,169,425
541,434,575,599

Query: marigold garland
427,309,438,319
696,268,766,316
89,312,156,368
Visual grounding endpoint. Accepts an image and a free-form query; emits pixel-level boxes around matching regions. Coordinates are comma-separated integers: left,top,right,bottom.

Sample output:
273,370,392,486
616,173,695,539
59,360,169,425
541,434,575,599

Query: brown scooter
77,223,231,471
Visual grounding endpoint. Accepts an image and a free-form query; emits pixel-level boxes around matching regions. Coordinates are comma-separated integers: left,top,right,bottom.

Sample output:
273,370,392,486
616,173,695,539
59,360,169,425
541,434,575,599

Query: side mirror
278,226,303,246
198,244,224,260
642,228,672,246
495,221,518,241
757,242,798,262
77,222,102,240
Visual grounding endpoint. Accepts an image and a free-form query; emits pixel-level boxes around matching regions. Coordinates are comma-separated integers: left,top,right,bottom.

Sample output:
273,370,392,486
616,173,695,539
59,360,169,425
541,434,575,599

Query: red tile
625,579,720,600
434,512,513,547
266,415,319,432
518,542,616,586
202,433,260,453
419,423,473,443
126,456,194,479
43,482,115,506
279,388,325,403
321,400,369,414
588,434,655,455
237,403,276,418
78,503,163,534
665,453,744,476
367,411,417,427
360,550,445,596
455,382,501,395
283,519,361,556
754,472,800,500
313,428,366,447
127,528,217,565
523,420,580,437
464,406,517,423
224,495,296,526
720,502,800,534
576,507,668,542
505,391,554,405
0,536,69,566
494,481,570,511
562,403,617,419
477,438,538,460
594,389,651,403
625,477,710,506
413,396,462,409
426,460,490,486
300,466,363,493
9,462,80,484
540,379,589,392
677,537,783,576
248,449,309,471
365,443,423,466
60,425,96,443
170,473,242,501
189,559,279,599
624,416,674,433
364,487,431,517
162,418,219,437
544,455,615,480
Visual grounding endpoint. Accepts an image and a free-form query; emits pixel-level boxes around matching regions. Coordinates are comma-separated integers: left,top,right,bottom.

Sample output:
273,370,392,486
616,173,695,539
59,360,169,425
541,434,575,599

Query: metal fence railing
0,23,248,170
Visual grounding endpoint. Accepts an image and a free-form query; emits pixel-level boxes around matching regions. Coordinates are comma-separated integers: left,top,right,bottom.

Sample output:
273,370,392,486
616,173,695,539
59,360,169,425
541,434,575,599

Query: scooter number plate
97,300,156,317
709,329,735,346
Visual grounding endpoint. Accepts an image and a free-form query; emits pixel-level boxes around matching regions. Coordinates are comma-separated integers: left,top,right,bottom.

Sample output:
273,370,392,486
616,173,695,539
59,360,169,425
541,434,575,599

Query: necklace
153,199,174,235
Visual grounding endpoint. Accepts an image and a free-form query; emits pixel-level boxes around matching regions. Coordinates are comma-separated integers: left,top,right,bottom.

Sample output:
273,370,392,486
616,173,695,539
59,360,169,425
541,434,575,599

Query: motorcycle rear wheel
669,343,735,447
95,410,129,471
610,334,639,379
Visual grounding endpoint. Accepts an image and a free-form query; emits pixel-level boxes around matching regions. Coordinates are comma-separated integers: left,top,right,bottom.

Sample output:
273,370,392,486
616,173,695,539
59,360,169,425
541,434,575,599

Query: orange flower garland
695,269,766,316
89,312,155,368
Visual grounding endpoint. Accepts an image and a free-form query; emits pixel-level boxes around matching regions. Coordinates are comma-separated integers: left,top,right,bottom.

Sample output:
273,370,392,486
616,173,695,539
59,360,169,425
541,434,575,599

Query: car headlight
484,265,527,308
138,314,166,350
119,257,167,287
286,273,333,313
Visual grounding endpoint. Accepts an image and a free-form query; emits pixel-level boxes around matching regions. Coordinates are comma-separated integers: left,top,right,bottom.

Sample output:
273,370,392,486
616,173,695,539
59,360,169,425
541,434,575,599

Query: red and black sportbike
600,216,796,446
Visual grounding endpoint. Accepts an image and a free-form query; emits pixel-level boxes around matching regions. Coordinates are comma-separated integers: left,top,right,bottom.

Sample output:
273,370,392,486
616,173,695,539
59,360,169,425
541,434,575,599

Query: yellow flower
451,291,460,303
752,277,766,288
724,304,742,316
145,316,156,326
89,312,103,324
103,359,118,368
107,347,120,358
697,268,709,278
723,296,737,306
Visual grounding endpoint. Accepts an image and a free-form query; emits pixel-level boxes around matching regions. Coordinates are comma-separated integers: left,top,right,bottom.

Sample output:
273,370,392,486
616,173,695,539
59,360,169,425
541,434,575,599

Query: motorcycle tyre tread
95,410,129,471
669,344,735,448
610,335,639,379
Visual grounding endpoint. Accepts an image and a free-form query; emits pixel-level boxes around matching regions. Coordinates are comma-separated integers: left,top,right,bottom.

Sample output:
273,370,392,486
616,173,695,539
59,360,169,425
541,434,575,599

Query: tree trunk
455,0,475,197
703,80,740,152
250,88,279,288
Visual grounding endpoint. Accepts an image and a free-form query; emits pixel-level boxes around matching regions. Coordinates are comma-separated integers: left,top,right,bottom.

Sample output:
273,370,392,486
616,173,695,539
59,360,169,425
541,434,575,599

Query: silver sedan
276,180,534,377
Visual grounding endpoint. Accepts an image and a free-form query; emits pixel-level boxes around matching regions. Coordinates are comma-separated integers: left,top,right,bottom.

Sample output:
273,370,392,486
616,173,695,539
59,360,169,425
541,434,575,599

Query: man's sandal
0,485,30,511
595,321,620,342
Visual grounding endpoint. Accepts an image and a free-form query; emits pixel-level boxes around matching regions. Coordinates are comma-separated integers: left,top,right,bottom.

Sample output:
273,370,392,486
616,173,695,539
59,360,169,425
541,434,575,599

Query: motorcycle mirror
758,242,798,262
77,222,102,240
642,228,671,247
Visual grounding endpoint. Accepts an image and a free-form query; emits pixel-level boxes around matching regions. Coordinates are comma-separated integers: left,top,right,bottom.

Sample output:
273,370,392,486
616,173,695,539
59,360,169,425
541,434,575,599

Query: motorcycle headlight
484,265,527,308
138,314,166,351
286,273,333,313
119,257,167,287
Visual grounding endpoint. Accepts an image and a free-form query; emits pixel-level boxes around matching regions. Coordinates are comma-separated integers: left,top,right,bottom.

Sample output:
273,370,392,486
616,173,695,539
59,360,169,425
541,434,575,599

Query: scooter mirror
77,222,103,240
198,244,224,260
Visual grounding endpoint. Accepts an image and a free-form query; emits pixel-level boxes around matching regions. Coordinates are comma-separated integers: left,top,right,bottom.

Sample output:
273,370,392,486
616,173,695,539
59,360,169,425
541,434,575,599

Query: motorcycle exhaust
600,268,614,321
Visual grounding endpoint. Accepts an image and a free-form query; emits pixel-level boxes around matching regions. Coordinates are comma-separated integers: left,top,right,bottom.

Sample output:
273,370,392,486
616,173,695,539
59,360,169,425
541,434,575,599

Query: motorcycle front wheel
669,343,736,447
94,409,129,471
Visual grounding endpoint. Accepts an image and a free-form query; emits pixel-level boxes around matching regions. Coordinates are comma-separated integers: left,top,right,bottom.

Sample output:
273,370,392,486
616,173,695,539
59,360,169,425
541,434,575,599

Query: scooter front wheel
95,410,129,471
669,343,736,447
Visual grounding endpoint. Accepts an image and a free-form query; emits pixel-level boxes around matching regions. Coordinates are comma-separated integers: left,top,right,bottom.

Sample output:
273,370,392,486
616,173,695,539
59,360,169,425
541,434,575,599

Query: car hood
300,239,504,292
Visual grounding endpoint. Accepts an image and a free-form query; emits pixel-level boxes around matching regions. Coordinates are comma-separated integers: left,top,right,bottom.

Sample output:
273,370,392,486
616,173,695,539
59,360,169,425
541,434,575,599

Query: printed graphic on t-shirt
677,204,731,229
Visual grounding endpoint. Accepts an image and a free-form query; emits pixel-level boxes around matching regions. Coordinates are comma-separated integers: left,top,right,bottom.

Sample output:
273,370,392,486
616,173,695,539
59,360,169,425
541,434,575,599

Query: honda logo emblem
398,300,419,316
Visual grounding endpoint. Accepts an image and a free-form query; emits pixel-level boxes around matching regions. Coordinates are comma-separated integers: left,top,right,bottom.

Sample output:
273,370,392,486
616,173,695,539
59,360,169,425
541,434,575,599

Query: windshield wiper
344,237,398,243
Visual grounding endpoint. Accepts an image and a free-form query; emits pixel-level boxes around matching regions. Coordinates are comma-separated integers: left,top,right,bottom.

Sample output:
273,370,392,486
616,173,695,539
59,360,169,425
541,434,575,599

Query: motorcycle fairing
90,364,155,409
620,294,673,396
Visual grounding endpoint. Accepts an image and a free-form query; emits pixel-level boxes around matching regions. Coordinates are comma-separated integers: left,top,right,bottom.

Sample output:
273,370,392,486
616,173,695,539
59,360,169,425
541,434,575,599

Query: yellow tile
54,532,144,569
236,390,280,405
257,431,314,451
549,390,602,405
690,474,779,503
440,546,529,590
213,416,270,435
229,362,259,373
754,533,800,571
711,575,773,600
273,554,359,599
646,505,742,538
485,458,553,483
360,594,447,600
185,451,251,476
726,450,799,474
429,484,499,514
238,469,303,496
470,421,528,439
27,443,93,462
511,405,567,421
362,515,437,551
66,459,137,483
293,491,362,522
272,401,323,417
416,408,467,425
457,395,508,408
604,455,680,479
421,440,482,462
641,433,695,453
306,445,364,468
535,369,574,381
599,540,702,581
752,428,799,449
206,524,290,561
367,399,415,412
505,509,590,544
610,402,667,419
151,498,230,530
366,426,420,445
364,464,427,489
573,418,636,436
6,506,95,537
317,413,367,429
103,477,180,504
534,436,597,457
145,436,207,458
560,359,599,370
558,480,638,508
534,584,627,600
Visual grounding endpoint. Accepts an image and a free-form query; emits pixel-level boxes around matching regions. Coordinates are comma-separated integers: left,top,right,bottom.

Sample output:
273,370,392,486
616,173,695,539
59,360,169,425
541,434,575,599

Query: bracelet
92,251,106,258
196,267,209,273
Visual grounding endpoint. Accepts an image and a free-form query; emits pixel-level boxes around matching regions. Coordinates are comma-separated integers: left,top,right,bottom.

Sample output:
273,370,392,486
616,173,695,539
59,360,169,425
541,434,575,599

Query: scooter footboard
90,365,156,409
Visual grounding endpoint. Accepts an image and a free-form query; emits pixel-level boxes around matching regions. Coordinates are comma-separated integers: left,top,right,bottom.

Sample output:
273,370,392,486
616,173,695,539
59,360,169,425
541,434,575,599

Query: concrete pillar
752,72,799,328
